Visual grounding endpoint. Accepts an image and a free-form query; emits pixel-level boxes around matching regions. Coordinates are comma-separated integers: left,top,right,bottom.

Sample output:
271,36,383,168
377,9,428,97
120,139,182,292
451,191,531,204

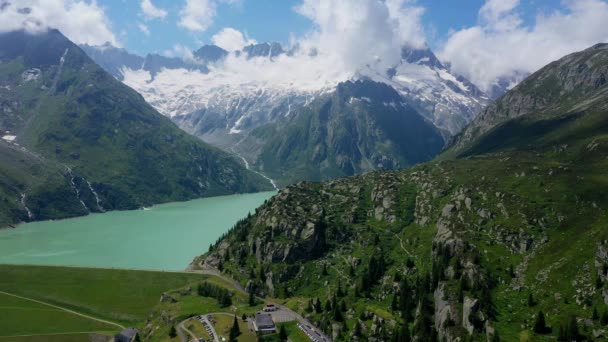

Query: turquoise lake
0,192,275,271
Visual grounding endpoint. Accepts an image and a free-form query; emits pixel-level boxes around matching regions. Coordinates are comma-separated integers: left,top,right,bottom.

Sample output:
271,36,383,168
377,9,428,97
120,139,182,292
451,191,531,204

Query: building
253,312,276,335
115,328,139,342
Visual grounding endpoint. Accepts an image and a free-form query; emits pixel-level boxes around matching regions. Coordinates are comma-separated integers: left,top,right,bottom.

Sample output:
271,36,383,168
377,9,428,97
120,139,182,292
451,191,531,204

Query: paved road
178,319,198,342
201,314,220,342
0,290,125,330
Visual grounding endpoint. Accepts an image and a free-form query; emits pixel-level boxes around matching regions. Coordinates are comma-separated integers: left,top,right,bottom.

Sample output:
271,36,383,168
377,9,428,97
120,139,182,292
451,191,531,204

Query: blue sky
105,0,563,55
5,0,603,91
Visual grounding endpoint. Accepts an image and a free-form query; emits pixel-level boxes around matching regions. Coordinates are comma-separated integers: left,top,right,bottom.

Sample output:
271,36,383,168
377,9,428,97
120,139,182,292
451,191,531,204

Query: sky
1,0,608,92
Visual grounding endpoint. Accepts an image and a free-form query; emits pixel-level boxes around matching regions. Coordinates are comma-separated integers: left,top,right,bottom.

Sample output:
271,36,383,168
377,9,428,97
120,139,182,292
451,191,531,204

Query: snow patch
2,135,16,142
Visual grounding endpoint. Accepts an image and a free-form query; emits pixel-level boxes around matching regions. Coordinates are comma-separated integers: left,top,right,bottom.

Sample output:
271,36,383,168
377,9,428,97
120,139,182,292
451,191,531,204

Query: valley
0,1,607,341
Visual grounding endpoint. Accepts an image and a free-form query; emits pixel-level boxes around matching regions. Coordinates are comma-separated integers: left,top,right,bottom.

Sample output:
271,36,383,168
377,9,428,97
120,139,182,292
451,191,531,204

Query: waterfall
20,193,34,220
66,167,89,211
86,180,104,212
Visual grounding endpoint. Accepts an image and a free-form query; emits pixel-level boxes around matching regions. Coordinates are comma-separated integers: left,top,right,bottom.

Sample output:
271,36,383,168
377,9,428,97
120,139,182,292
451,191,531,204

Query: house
253,312,276,335
115,328,139,342
263,303,277,312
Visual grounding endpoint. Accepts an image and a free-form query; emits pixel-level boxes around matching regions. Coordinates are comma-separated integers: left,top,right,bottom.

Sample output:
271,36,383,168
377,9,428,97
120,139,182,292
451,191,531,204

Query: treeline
197,282,233,307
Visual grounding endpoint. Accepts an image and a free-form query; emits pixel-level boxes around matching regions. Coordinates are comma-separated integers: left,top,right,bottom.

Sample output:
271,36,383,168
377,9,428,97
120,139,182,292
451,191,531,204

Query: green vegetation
203,44,608,341
0,293,116,337
245,80,444,187
0,29,271,228
0,265,203,325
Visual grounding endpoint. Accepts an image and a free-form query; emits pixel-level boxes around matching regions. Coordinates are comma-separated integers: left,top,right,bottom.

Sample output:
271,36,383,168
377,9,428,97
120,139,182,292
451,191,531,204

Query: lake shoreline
1,190,277,231
0,191,276,271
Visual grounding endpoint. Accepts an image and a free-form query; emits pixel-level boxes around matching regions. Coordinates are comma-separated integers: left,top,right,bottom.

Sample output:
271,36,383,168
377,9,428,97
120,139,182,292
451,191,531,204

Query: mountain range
82,41,491,185
0,30,272,227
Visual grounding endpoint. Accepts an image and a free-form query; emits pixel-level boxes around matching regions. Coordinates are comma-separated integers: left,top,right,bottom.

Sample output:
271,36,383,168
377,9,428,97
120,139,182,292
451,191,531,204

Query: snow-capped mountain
83,42,489,137
378,46,490,134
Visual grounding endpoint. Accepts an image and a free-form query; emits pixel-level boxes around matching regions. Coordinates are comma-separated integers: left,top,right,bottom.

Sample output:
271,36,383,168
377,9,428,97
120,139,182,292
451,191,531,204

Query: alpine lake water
0,191,275,271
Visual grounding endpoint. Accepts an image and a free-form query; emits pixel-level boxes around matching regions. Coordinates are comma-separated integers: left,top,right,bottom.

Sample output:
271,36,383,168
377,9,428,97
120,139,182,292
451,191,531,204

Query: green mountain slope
199,44,608,341
447,43,608,158
0,30,272,227
240,80,445,187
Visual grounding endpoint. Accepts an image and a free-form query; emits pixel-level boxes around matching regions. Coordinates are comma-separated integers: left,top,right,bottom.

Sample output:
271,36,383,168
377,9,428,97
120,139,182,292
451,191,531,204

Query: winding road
197,262,331,341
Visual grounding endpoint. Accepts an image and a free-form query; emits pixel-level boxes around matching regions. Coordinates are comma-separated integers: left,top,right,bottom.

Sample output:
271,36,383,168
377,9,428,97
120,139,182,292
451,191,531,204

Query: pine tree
353,321,362,337
567,316,579,341
242,313,247,321
458,276,466,302
169,325,177,338
596,276,604,289
557,325,567,341
229,315,241,341
593,306,599,320
322,263,328,276
508,264,515,278
279,325,288,341
325,299,332,312
533,311,547,334
248,290,256,306
306,300,314,313
333,303,344,322
601,307,608,325
337,280,344,297
491,330,500,342
527,293,536,307
314,298,322,313
401,323,411,342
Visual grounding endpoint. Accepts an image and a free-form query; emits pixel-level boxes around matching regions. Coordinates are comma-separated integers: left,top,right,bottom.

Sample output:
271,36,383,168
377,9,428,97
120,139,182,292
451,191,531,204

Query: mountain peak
401,45,444,69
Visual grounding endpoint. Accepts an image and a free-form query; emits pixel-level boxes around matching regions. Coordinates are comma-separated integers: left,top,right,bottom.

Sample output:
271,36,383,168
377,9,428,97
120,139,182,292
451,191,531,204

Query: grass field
0,293,116,338
0,265,204,325
0,264,207,340
211,314,257,342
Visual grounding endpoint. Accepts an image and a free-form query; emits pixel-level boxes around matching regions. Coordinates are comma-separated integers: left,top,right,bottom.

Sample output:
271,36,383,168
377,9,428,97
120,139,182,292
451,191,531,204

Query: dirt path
0,290,125,330
394,233,412,257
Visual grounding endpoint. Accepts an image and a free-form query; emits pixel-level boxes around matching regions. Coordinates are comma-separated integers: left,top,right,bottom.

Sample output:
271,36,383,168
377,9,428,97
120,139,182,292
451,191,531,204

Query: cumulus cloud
163,44,196,61
294,0,426,73
125,0,430,118
439,0,608,92
140,0,167,20
178,0,216,33
0,0,119,46
211,27,256,51
137,22,150,36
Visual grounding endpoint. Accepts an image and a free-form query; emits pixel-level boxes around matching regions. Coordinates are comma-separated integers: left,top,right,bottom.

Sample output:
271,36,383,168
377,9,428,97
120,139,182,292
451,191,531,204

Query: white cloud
137,22,150,36
124,0,430,119
294,0,426,73
0,0,119,46
211,27,256,51
178,0,216,33
439,0,608,92
163,44,196,62
140,0,167,20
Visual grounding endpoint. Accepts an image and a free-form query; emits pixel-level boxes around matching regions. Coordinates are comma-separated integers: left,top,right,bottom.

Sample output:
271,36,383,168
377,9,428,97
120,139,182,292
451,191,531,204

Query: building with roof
253,312,276,335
